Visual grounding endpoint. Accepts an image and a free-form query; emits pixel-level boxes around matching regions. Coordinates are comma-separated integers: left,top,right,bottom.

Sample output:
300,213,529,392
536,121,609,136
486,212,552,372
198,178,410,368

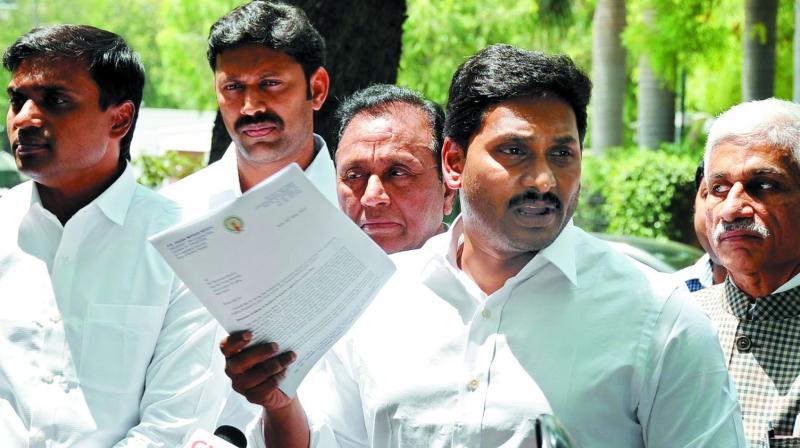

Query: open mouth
517,205,556,216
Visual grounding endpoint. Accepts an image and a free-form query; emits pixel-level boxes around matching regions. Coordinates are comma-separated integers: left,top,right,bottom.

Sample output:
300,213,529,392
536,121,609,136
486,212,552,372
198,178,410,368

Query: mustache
234,111,284,132
713,218,770,242
508,190,562,209
15,128,49,146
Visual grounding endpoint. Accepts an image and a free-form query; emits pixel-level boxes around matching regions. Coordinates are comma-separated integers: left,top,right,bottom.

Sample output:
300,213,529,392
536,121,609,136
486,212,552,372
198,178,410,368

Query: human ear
442,137,466,190
109,101,135,140
309,67,330,111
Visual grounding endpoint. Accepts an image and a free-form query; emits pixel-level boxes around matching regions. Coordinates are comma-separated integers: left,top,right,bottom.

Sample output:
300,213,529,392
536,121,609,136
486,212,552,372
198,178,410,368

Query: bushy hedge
574,144,702,245
133,152,205,189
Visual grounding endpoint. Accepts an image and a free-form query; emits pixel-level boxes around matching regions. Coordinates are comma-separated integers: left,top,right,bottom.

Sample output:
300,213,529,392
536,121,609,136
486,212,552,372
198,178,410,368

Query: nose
521,160,556,193
241,87,267,116
717,182,754,222
11,99,44,130
360,174,390,208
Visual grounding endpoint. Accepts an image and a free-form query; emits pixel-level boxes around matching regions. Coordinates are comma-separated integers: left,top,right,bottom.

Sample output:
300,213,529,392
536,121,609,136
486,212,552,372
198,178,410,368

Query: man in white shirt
0,25,225,446
334,84,456,253
694,98,800,447
158,1,336,440
161,0,335,215
222,44,746,447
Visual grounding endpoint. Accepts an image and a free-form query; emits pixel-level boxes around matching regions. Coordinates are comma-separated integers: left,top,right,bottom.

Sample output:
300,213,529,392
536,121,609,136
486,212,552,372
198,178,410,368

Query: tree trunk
291,0,406,156
590,0,627,154
794,0,800,103
637,56,675,149
743,0,778,101
209,0,407,164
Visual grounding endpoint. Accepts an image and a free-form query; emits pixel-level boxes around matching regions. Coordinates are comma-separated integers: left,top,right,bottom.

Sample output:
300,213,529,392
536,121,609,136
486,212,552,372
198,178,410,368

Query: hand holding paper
149,164,395,396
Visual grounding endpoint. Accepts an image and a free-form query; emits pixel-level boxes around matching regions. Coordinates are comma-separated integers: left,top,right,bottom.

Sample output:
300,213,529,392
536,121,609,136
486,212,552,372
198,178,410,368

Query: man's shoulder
692,282,726,316
160,161,223,202
128,183,183,230
0,181,34,230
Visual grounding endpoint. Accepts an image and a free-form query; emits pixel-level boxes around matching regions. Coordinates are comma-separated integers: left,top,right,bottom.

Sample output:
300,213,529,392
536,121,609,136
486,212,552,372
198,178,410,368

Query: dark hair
445,44,591,150
334,84,445,178
207,0,325,87
3,25,145,162
694,159,704,191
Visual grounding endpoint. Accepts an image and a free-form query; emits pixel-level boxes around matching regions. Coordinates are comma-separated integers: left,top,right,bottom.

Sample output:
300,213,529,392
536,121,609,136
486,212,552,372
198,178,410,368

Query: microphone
182,426,247,448
214,425,247,448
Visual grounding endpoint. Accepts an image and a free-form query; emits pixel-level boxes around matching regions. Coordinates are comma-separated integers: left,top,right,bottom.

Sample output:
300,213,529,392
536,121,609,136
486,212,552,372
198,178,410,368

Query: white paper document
149,164,395,395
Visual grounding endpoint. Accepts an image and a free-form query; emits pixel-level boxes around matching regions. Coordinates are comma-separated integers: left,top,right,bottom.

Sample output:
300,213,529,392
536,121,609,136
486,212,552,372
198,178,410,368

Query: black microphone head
213,425,247,448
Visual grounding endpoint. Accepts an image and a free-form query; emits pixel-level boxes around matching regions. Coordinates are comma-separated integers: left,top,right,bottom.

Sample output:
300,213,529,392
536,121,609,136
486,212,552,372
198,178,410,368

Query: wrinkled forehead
337,107,436,162
708,140,800,183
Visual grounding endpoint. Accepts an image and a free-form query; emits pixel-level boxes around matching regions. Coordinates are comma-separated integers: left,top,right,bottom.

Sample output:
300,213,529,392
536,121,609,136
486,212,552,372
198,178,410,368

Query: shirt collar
92,163,137,226
438,215,578,287
774,271,800,294
222,134,335,203
724,276,800,321
30,163,136,227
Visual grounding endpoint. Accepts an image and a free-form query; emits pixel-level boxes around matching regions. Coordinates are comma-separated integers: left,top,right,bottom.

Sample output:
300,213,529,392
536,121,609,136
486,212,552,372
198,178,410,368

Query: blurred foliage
133,151,204,189
397,0,594,106
0,0,798,238
575,143,703,244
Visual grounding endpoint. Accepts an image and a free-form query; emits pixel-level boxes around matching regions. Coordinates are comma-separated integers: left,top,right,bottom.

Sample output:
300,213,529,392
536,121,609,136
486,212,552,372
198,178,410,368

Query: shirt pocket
79,304,163,394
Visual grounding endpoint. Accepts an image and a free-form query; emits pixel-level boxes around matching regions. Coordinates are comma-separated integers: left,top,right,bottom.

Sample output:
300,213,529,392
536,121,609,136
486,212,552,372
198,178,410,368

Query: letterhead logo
223,216,244,234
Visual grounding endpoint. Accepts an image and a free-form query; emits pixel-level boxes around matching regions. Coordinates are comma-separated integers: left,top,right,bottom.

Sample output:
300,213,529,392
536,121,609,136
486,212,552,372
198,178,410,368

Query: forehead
709,141,800,181
8,56,96,92
473,96,578,141
337,104,435,163
214,44,303,77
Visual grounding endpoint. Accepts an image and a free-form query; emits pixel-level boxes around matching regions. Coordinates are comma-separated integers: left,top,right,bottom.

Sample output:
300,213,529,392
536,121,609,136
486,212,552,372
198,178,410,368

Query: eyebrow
710,167,789,180
7,84,76,96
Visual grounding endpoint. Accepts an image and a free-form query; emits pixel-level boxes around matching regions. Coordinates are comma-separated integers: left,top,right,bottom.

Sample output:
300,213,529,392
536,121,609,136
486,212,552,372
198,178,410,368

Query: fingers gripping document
149,164,395,396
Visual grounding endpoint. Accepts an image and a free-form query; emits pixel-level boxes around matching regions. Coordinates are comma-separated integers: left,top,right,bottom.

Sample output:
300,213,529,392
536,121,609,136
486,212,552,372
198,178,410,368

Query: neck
730,262,800,297
458,225,536,296
237,137,317,193
711,262,727,285
37,163,124,225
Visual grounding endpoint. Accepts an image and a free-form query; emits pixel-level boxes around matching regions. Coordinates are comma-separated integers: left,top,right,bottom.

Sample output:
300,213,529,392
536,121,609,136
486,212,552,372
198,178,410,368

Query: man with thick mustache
695,98,800,448
162,0,336,217
221,44,745,447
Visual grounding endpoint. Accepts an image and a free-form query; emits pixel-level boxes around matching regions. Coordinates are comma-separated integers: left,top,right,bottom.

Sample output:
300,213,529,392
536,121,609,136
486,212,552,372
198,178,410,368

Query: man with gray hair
696,97,800,447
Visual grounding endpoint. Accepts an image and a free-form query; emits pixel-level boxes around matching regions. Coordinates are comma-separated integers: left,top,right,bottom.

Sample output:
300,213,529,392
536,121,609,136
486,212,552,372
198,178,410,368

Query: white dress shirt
0,165,226,447
160,135,338,221
302,217,746,447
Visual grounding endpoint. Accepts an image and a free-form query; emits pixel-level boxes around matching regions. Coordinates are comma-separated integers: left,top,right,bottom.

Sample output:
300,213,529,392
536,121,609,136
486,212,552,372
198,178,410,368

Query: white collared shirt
161,135,338,220
0,165,226,447
302,217,745,447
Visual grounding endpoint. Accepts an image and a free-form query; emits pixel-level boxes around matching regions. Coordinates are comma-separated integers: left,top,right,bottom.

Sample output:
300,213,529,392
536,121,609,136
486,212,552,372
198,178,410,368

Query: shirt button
736,335,753,353
467,378,479,392
481,309,492,319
